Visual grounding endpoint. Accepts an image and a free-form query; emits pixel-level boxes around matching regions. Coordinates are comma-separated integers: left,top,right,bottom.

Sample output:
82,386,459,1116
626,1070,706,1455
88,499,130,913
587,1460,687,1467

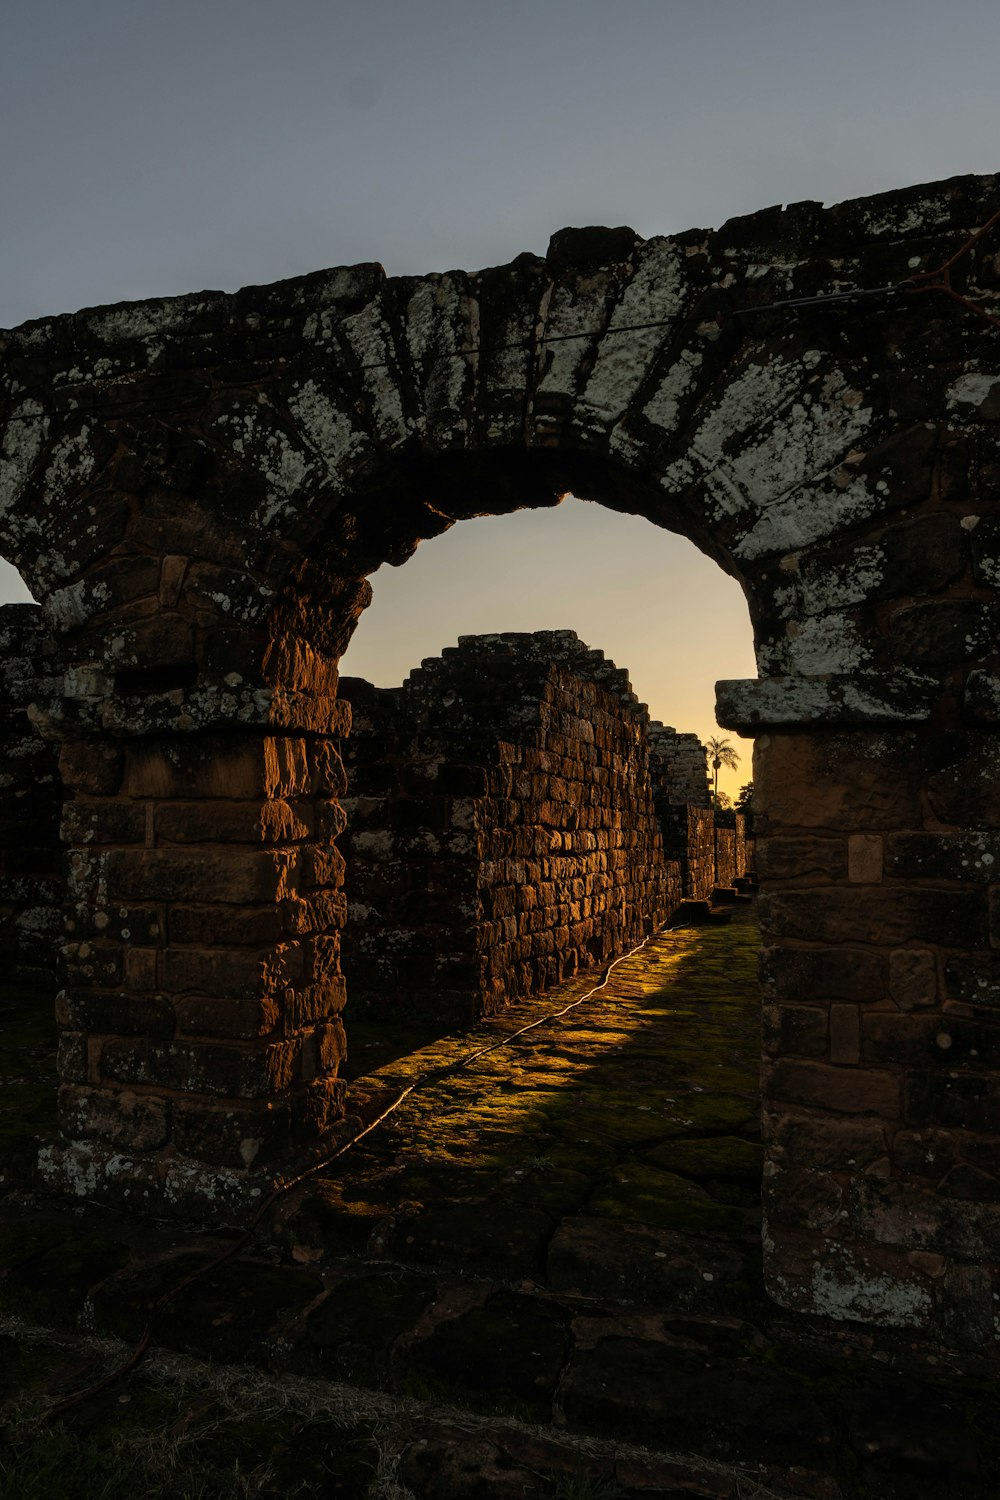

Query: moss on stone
587,1163,744,1237
646,1135,764,1183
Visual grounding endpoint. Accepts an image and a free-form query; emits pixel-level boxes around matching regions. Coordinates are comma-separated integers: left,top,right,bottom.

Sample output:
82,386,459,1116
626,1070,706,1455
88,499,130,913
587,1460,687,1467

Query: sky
3,0,999,798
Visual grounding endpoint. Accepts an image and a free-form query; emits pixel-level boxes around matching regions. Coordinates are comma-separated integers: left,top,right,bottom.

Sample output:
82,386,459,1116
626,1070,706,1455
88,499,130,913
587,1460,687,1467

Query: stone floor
0,907,997,1498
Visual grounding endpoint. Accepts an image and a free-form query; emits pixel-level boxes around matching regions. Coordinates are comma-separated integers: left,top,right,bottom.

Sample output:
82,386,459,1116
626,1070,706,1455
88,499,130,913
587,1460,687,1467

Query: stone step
672,898,733,924
711,886,753,905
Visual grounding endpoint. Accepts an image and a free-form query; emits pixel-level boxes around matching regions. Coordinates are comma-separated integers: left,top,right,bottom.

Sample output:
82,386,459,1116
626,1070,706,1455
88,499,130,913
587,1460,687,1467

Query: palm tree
705,735,740,805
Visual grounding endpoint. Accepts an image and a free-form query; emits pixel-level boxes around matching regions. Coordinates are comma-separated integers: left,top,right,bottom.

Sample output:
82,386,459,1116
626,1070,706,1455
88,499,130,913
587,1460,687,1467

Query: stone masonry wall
658,805,716,901
647,725,711,808
340,632,680,1023
6,174,1000,1351
0,605,63,987
714,810,749,887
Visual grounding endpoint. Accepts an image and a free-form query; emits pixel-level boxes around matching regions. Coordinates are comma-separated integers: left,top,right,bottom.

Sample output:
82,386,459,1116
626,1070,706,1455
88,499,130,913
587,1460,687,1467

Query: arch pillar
720,675,1000,1345
36,671,354,1218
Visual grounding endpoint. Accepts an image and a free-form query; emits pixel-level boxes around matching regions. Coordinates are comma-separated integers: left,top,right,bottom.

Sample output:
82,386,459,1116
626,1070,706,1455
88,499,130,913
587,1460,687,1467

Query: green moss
587,1163,744,1237
646,1135,764,1183
653,1092,760,1139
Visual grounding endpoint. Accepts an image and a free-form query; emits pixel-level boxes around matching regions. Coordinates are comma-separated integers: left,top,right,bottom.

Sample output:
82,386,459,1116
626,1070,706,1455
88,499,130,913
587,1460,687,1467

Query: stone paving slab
0,908,998,1496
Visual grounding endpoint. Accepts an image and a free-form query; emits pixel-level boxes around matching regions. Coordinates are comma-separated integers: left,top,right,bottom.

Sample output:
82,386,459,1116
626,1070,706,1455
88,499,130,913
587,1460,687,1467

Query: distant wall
340,631,680,1022
658,804,716,901
0,605,63,987
714,809,751,887
647,725,710,808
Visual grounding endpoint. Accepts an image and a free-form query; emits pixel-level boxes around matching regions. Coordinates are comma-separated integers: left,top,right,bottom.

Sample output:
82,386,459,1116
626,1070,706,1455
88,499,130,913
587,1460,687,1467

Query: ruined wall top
342,629,650,743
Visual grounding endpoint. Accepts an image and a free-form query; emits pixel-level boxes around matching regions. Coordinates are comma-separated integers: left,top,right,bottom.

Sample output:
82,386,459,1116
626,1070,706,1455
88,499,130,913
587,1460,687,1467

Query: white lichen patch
576,240,690,430
84,294,222,345
686,354,873,523
801,547,885,611
532,273,613,408
782,611,871,675
809,1244,932,1326
288,379,372,482
43,577,112,630
0,397,49,521
209,400,317,532
341,302,411,449
734,474,878,561
634,345,702,443
861,196,944,239
41,423,98,501
405,275,475,445
946,370,1000,410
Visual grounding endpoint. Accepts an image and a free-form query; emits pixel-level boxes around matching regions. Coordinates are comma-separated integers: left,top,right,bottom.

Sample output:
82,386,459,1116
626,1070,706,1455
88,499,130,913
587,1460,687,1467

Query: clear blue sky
3,0,997,794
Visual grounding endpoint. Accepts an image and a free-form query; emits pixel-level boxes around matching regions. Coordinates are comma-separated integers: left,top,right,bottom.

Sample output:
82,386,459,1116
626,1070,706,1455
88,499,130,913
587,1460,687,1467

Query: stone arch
3,172,1000,1347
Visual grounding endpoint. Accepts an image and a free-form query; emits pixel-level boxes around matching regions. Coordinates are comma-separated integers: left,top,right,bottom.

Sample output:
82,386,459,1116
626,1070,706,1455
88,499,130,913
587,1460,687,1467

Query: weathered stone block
104,848,294,903
155,799,312,845
168,904,285,946
760,944,886,1002
764,1057,900,1117
925,732,1000,828
171,1095,293,1168
159,946,283,1000
754,731,922,831
101,1035,302,1098
285,979,348,1029
848,834,883,884
888,600,997,668
763,1104,887,1170
302,845,347,889
763,1165,844,1232
61,800,146,845
944,951,1000,1008
58,1083,170,1151
889,948,938,1010
862,1012,993,1068
905,1068,1000,1132
851,1175,1000,1260
830,1004,861,1064
761,1003,828,1058
59,742,123,796
173,993,282,1040
755,835,847,882
887,831,1000,882
759,887,986,948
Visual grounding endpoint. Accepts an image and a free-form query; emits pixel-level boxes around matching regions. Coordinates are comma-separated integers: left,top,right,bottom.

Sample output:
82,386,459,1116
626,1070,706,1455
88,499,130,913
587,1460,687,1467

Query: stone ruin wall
658,805,717,901
0,604,63,988
8,173,998,1353
647,725,711,808
0,618,750,1007
714,810,749,889
339,631,682,1023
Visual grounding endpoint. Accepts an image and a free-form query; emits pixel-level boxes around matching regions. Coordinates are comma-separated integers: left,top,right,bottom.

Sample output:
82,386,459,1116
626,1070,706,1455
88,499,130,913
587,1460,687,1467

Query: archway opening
307,475,761,1082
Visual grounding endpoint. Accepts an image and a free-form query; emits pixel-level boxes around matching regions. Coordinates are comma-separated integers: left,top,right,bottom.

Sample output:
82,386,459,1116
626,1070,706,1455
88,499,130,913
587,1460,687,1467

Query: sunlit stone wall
340,631,681,1022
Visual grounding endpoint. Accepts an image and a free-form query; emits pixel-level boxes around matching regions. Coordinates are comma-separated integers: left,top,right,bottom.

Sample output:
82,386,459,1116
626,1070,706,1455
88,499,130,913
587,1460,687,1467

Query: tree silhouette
706,735,741,805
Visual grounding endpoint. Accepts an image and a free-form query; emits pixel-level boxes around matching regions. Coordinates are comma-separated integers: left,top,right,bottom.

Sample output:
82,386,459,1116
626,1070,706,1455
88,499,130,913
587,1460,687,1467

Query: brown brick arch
3,172,1000,1350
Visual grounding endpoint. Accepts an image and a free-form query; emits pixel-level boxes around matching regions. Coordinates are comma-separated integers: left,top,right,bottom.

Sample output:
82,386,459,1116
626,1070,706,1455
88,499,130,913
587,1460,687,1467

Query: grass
0,1406,278,1500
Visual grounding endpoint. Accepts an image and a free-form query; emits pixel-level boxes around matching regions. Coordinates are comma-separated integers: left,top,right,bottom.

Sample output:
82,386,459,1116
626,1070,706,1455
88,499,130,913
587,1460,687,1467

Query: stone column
37,683,352,1220
746,720,1000,1348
